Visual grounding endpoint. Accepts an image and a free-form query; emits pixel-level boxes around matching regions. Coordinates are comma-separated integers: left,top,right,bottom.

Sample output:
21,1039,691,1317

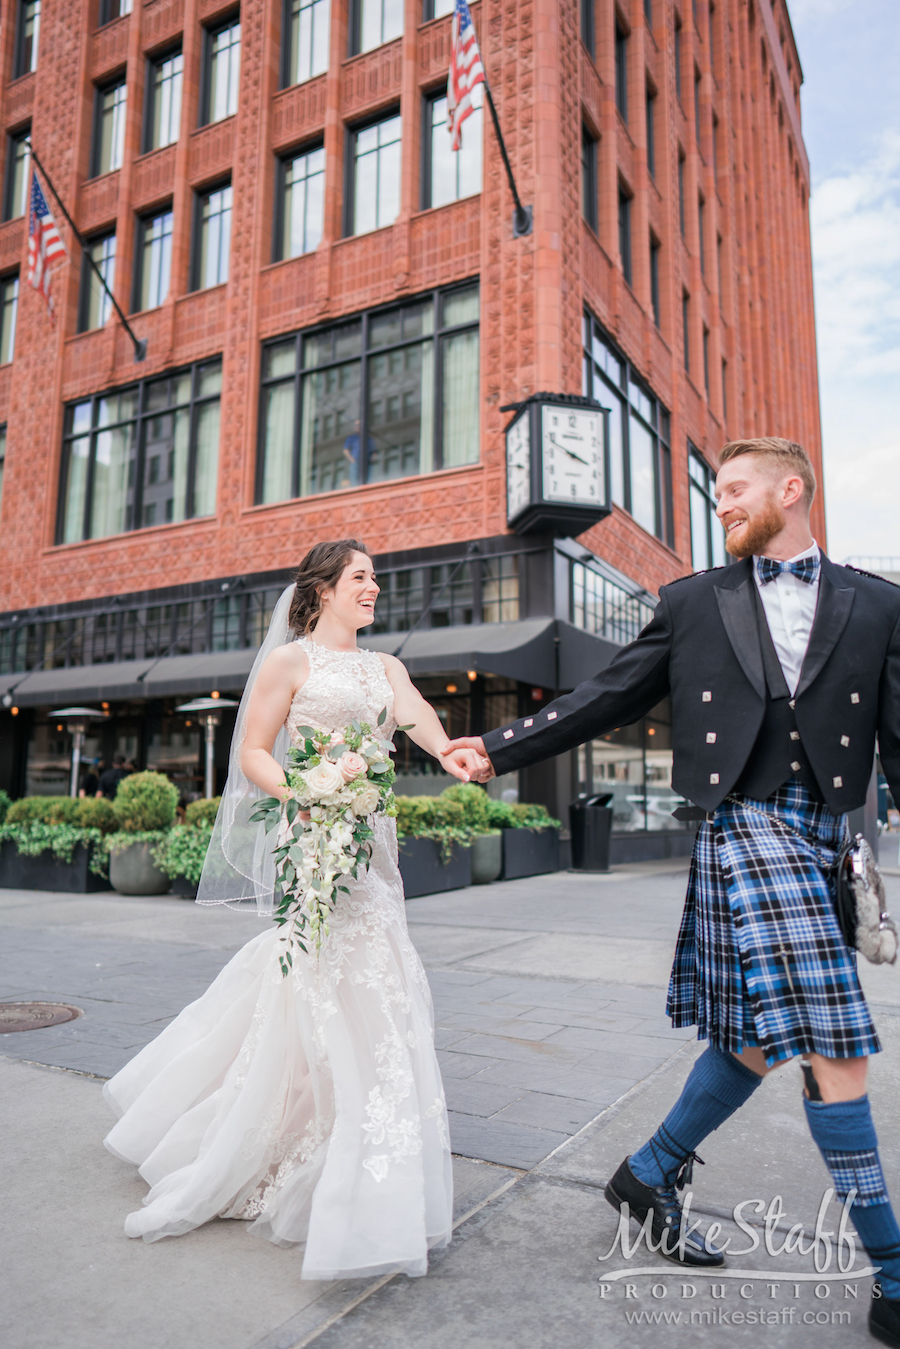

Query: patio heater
176,696,239,800
50,707,110,797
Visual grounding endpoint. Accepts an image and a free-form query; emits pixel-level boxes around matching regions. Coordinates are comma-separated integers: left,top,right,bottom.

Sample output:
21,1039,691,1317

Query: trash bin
569,793,614,872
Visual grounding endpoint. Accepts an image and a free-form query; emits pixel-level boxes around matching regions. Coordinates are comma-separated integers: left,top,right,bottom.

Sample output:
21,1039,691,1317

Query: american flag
27,172,67,319
447,0,485,152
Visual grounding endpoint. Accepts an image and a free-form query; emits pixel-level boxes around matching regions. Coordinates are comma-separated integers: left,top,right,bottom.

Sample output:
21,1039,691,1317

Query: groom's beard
725,497,786,559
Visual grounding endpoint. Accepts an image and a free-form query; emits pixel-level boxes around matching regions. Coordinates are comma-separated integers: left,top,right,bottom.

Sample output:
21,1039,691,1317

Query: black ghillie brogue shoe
871,1285,900,1347
604,1156,726,1268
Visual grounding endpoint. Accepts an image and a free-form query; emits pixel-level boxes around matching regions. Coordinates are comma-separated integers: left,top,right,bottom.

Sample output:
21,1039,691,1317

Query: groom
444,437,900,1345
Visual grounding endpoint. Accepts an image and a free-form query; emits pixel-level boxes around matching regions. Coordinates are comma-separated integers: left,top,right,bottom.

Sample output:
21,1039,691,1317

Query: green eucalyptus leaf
377,707,387,726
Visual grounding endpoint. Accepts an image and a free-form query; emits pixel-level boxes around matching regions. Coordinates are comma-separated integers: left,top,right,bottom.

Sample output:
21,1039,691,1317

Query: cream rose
351,784,381,816
338,751,368,783
304,759,345,798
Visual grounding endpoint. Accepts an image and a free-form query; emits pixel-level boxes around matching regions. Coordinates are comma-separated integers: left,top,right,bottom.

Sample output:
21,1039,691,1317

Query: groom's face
715,455,786,559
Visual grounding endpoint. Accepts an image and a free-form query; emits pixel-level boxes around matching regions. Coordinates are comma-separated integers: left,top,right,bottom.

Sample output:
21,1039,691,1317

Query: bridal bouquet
249,708,400,975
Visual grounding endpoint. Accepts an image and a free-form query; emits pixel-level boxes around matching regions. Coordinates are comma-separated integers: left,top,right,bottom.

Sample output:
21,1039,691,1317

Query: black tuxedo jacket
482,554,900,814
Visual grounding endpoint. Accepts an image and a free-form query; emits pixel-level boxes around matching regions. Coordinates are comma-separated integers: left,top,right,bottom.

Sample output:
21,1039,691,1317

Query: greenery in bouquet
250,707,405,975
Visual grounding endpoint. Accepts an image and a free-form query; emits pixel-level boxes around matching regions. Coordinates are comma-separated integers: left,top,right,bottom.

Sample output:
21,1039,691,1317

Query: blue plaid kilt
666,781,881,1067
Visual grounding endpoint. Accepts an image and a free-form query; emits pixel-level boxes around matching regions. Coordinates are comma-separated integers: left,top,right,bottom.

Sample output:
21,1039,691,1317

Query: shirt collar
754,540,820,569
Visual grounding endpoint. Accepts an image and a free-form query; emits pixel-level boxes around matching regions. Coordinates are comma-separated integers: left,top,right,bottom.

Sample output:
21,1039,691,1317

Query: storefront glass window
579,698,689,834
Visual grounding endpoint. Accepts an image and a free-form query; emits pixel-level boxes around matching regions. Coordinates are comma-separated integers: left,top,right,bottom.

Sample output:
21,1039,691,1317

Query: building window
716,232,723,302
347,113,401,236
422,0,454,16
582,699,686,834
277,146,325,259
677,151,686,235
146,49,183,151
15,0,40,77
581,0,594,55
92,81,127,177
643,0,652,22
193,183,232,289
698,194,705,273
617,184,632,285
285,0,330,86
712,112,719,182
694,65,701,141
0,276,18,364
424,93,482,209
0,425,6,522
135,208,173,311
649,234,661,327
674,17,683,102
101,0,133,21
581,127,598,232
702,326,710,398
615,21,628,122
689,446,726,571
645,85,656,178
257,281,479,504
57,359,222,543
482,555,519,624
352,0,403,56
203,18,241,125
582,313,672,544
682,290,690,371
79,234,116,331
4,131,31,221
571,558,656,645
721,357,728,420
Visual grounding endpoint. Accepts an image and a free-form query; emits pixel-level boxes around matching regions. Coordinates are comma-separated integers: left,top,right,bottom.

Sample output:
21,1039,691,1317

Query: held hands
440,737,496,783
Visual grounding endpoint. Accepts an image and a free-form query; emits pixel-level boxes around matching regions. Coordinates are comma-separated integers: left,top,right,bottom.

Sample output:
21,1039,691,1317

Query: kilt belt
666,780,881,1067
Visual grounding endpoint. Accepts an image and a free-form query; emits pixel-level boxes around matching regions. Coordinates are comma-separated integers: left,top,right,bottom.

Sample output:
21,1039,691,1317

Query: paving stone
443,1078,526,1119
435,1049,504,1080
446,1032,594,1069
489,1091,600,1135
446,1111,568,1169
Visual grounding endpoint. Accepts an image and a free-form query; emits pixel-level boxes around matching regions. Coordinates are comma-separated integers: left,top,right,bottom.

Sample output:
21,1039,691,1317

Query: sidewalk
3,859,900,1349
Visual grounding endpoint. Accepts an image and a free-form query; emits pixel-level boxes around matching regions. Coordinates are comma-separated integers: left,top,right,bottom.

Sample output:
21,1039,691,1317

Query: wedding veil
196,582,295,915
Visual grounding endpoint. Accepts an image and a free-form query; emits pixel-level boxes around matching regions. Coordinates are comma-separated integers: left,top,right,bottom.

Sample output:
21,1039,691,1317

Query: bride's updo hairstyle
289,538,370,636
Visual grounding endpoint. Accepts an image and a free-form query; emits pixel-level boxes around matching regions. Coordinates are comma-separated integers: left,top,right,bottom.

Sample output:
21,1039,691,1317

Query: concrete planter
500,827,560,881
170,874,199,899
398,837,471,899
470,832,503,885
109,842,170,896
0,840,111,893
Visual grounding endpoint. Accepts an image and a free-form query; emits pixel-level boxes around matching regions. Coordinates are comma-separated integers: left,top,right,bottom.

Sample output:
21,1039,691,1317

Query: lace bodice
285,638,397,744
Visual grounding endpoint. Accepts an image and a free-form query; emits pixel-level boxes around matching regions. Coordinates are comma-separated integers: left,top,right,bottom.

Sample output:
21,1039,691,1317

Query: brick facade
0,0,821,615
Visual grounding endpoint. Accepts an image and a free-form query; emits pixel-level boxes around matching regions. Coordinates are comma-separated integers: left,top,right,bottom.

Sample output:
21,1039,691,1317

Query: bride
103,539,487,1280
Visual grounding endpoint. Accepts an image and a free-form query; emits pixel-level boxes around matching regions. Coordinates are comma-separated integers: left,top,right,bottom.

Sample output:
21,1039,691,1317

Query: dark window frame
199,12,240,128
614,19,629,122
0,272,19,364
617,181,632,285
190,177,232,291
581,0,595,56
99,0,132,25
421,88,482,211
3,128,31,222
645,82,656,178
702,325,710,399
14,0,40,79
256,279,480,504
674,16,683,103
581,125,598,232
677,150,686,236
56,357,224,544
698,193,705,273
274,141,325,259
688,443,727,571
682,290,691,372
694,64,702,143
78,230,116,332
132,204,174,313
143,44,183,155
90,77,127,179
649,233,661,328
343,107,402,238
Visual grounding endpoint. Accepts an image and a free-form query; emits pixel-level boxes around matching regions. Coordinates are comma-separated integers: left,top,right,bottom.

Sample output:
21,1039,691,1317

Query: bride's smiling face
320,551,380,629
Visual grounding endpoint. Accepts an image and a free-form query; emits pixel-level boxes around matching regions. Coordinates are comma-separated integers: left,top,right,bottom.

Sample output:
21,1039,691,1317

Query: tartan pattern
823,1148,889,1208
666,781,881,1066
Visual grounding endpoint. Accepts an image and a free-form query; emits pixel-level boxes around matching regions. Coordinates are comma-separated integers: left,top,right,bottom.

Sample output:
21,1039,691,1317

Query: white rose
351,784,381,816
305,759,345,798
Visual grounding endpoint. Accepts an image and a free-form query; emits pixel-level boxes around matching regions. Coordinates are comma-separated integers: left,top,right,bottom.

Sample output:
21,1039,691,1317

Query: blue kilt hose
666,781,881,1067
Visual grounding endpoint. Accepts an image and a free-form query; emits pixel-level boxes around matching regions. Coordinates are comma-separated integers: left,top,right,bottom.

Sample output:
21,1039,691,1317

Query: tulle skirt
103,838,453,1280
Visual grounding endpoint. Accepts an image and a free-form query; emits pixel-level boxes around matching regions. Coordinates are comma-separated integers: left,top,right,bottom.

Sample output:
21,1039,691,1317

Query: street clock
505,393,611,535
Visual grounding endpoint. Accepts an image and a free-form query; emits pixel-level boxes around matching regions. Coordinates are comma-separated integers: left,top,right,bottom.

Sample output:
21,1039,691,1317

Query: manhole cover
0,1002,82,1033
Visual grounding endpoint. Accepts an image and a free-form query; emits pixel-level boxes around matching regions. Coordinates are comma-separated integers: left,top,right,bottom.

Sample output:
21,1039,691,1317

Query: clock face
506,412,532,522
541,406,605,505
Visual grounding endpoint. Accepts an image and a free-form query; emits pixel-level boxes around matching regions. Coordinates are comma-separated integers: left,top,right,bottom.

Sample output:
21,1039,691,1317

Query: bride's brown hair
288,539,371,636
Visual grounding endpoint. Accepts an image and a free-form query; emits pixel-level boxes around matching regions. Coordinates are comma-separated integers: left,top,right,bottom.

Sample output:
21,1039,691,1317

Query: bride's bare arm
378,653,489,783
240,645,309,798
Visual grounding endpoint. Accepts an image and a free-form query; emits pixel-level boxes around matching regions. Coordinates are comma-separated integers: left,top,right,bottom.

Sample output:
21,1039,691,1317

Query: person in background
79,760,102,799
99,754,129,800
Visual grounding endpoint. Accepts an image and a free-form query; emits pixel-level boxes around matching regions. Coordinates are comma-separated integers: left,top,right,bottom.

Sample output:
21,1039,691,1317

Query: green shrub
0,789,10,823
485,798,519,830
73,797,118,832
185,796,221,828
153,823,213,884
509,801,561,830
113,771,179,832
6,796,81,826
439,782,493,833
0,820,108,875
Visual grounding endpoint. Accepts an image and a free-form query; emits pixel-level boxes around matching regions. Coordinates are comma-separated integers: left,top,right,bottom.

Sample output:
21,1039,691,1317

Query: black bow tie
756,556,820,586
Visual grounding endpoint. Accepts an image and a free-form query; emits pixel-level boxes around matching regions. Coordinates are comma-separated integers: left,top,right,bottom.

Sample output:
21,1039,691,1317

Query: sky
787,0,900,562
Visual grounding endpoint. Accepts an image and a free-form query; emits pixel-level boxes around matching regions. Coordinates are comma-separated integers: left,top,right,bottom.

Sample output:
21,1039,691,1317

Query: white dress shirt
753,541,820,695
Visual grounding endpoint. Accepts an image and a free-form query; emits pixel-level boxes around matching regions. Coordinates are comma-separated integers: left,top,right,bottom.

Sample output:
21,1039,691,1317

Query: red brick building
0,0,822,858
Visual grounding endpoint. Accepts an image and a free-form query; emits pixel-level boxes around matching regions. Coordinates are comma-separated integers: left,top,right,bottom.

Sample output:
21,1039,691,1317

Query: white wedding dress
103,639,453,1280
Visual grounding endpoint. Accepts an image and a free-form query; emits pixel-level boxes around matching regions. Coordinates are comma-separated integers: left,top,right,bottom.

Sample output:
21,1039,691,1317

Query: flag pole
481,76,532,237
26,140,147,362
